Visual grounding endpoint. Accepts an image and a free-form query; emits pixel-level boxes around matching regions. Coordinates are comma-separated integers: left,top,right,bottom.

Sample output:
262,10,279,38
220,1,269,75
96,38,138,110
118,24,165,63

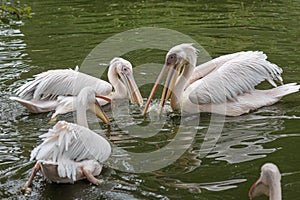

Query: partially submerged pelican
10,57,143,120
249,163,282,200
21,87,111,195
143,43,299,116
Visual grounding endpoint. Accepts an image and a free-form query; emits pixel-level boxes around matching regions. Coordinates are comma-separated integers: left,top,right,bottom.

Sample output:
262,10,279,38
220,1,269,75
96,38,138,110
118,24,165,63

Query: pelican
10,57,143,120
21,87,112,195
143,43,300,116
249,163,281,200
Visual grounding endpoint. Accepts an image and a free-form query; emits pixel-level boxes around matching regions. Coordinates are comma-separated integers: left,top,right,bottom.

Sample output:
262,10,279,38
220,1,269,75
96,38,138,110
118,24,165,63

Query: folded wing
187,51,283,104
15,67,112,100
30,121,111,180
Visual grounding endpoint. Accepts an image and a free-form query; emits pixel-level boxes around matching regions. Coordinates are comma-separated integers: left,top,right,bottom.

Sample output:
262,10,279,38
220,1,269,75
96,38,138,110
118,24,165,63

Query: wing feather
16,68,112,100
31,121,111,163
188,51,283,104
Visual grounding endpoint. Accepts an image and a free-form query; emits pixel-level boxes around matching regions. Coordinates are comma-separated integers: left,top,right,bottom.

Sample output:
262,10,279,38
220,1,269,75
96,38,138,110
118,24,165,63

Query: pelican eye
121,66,131,75
167,54,177,65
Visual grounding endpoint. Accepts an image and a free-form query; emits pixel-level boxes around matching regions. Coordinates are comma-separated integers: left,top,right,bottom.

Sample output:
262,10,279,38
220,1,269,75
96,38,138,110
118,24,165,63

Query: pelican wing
187,51,283,104
16,67,112,100
31,121,111,163
9,96,58,113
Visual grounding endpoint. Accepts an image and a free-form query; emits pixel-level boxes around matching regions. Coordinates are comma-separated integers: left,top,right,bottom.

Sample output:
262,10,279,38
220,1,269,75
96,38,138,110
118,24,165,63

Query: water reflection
0,18,40,199
205,106,300,163
158,177,247,193
108,104,297,173
102,104,300,199
1,0,300,199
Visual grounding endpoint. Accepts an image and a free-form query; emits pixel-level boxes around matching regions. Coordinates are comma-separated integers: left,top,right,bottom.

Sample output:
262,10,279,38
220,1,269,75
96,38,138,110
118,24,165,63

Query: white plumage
144,43,299,116
31,121,111,182
188,51,283,104
21,87,111,194
11,58,143,120
249,163,282,200
15,66,111,101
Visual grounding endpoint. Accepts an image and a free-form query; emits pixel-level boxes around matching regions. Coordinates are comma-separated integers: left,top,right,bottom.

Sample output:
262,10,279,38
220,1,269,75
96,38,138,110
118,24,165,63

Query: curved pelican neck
269,181,282,200
76,101,89,128
108,65,127,99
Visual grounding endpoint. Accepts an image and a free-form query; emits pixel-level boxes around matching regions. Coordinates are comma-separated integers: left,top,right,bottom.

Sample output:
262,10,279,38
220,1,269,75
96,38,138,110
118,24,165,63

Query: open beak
92,95,111,125
248,178,268,199
119,72,143,107
143,58,186,115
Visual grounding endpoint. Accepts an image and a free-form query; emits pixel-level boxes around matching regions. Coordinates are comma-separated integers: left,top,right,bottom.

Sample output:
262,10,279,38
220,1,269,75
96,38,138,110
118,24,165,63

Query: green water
1,0,300,199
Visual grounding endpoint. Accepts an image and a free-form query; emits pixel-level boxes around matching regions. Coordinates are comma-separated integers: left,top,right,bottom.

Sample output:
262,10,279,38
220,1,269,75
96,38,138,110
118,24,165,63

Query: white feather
15,68,111,101
31,121,111,181
10,57,142,118
187,51,283,105
155,44,299,116
9,96,58,113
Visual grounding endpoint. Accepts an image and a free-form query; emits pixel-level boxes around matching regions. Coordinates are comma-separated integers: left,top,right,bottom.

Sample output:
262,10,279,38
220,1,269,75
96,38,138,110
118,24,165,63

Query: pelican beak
143,57,186,115
248,178,269,199
119,72,143,107
95,95,114,104
92,95,111,125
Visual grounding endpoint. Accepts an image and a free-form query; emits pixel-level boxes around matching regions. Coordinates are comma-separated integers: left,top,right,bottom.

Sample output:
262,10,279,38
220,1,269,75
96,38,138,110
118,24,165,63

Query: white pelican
10,57,143,120
143,43,300,116
249,163,281,200
21,87,111,195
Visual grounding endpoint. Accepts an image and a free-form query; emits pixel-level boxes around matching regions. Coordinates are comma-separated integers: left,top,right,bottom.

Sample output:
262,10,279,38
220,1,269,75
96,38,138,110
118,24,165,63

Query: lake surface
1,0,300,199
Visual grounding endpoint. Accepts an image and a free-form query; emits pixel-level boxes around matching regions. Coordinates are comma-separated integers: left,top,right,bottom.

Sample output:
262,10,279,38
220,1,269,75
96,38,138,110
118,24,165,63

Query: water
1,0,300,199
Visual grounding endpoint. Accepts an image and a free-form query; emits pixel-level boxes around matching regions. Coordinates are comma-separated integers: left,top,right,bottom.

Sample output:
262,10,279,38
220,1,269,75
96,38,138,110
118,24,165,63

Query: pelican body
11,57,143,120
249,163,282,200
144,44,299,116
21,87,111,194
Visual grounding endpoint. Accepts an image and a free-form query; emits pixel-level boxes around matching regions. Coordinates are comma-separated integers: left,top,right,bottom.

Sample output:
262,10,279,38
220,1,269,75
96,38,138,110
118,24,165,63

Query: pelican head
76,87,110,125
143,43,198,114
166,43,198,67
249,163,282,200
108,57,143,107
